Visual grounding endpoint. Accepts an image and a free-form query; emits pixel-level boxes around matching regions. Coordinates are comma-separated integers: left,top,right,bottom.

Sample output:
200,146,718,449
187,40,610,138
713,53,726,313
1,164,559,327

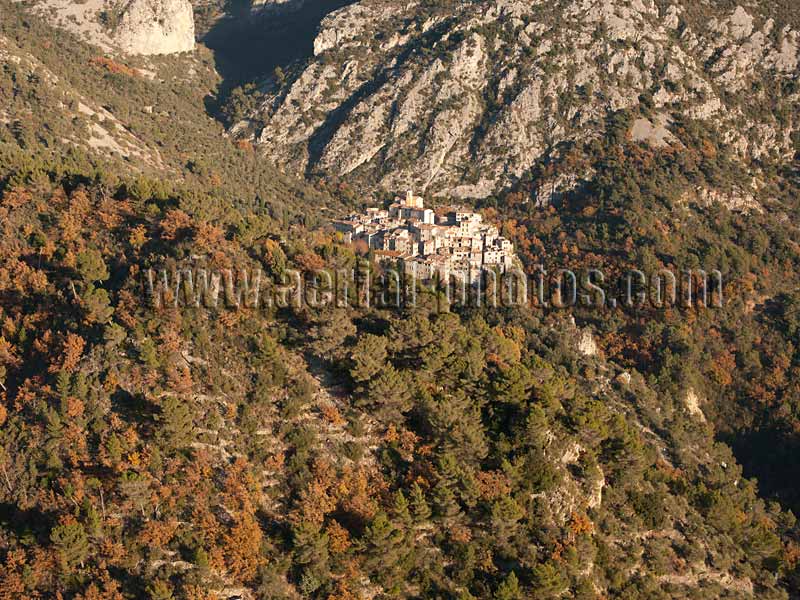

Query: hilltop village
333,191,516,282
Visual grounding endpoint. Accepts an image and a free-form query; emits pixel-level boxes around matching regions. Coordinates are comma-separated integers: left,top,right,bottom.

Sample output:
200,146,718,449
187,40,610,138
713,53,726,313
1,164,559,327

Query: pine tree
103,322,126,347
522,406,561,492
364,365,412,422
45,408,64,470
293,521,330,585
531,561,567,598
51,522,89,573
423,391,488,466
433,454,463,521
490,495,525,546
362,511,405,589
82,285,114,324
388,312,434,354
194,547,210,578
254,334,288,392
139,338,160,369
311,309,356,361
349,334,387,384
56,369,71,402
104,433,123,466
156,396,194,450
494,571,522,600
390,490,415,577
392,490,413,531
491,363,533,406
433,484,461,521
147,580,174,600
72,372,88,401
76,248,109,282
410,483,431,524
525,405,549,448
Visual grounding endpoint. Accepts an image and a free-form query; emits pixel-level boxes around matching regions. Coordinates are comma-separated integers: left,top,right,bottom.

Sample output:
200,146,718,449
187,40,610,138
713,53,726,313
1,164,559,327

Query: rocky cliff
23,0,196,56
115,0,196,55
234,0,800,199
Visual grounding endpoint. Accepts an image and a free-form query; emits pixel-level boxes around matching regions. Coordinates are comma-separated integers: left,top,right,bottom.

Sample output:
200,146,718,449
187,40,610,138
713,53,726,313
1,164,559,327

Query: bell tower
406,189,424,208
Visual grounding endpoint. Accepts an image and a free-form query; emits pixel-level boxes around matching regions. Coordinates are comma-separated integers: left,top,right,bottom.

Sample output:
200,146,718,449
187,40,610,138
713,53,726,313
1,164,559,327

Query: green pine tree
45,408,64,470
157,396,194,450
392,489,413,531
293,521,330,584
50,522,89,573
56,370,71,402
410,483,432,524
82,285,114,324
147,579,174,600
364,365,412,422
531,561,567,598
362,511,406,589
494,571,522,600
76,248,109,282
349,334,388,384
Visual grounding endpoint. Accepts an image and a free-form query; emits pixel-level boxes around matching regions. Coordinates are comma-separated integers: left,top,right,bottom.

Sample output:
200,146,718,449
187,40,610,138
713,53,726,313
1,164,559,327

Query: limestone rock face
631,115,677,148
235,0,800,199
684,389,707,423
114,0,196,55
23,0,195,56
577,330,599,357
312,3,388,56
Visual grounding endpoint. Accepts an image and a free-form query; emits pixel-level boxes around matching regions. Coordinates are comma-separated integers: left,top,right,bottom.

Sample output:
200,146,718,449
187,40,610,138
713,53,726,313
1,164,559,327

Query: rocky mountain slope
21,0,196,55
234,0,800,199
0,0,336,227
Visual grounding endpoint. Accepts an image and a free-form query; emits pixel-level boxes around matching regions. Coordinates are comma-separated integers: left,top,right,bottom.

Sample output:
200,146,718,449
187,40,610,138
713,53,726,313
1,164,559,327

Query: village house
332,190,517,282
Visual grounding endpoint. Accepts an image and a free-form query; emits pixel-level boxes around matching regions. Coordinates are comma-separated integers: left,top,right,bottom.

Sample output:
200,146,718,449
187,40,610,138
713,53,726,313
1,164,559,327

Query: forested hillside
0,0,338,228
0,158,799,599
488,110,800,515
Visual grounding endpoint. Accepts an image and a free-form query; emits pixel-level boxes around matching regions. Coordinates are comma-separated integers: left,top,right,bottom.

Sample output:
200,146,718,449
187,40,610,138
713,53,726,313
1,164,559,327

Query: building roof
374,250,404,258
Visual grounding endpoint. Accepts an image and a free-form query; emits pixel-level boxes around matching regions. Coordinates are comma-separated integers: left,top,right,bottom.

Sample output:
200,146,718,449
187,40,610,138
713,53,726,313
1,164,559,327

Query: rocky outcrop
0,31,163,166
683,388,707,423
237,0,800,198
630,115,678,148
577,329,599,357
312,2,387,56
114,0,196,55
680,185,763,214
23,0,195,56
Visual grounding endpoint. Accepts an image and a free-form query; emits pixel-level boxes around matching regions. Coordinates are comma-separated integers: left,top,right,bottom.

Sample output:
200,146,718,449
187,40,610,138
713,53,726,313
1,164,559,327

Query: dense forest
1,154,799,599
490,110,800,515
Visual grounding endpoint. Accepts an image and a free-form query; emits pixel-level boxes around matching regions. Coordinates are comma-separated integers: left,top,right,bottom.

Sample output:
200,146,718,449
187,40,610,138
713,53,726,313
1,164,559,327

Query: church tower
406,189,424,208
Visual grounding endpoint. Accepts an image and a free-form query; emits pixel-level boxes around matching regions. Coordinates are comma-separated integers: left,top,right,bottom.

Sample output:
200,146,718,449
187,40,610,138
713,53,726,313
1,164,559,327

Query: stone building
331,190,517,282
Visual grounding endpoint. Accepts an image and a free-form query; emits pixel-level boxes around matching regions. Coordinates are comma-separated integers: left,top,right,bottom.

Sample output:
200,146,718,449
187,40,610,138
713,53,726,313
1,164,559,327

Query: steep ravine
203,0,357,88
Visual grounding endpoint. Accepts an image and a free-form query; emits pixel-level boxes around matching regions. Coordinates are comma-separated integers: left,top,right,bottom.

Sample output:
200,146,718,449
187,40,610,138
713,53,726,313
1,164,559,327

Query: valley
202,0,358,89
